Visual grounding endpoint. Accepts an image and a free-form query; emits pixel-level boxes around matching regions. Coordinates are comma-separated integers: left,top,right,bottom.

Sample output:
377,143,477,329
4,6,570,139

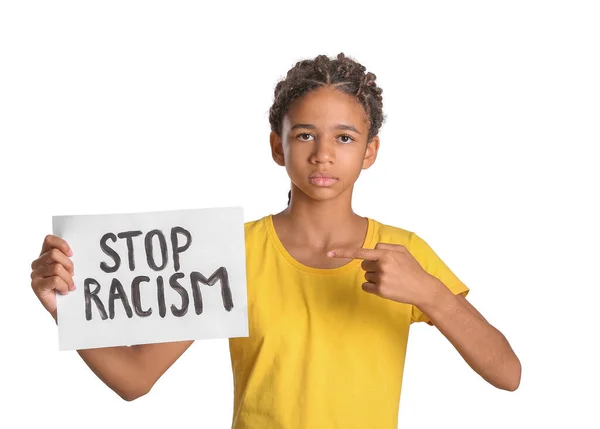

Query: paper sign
52,206,248,351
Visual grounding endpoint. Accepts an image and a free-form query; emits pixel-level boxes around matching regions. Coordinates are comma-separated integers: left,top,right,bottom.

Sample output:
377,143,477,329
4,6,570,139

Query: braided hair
268,53,385,206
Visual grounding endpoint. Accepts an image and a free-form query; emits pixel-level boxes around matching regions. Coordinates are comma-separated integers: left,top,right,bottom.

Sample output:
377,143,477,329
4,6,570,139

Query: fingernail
68,248,73,256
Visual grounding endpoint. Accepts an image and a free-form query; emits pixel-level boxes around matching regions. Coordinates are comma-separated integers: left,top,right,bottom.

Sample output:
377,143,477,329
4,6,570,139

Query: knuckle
52,276,61,288
50,248,61,260
33,277,44,292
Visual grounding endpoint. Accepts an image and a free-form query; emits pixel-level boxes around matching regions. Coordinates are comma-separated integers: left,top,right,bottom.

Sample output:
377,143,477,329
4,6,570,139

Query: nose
309,138,335,164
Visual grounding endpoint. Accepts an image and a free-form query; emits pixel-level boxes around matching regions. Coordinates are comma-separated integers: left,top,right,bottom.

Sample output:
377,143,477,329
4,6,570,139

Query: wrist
417,276,454,313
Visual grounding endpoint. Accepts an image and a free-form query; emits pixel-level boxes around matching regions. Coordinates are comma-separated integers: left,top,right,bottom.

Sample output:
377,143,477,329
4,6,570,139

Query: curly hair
268,52,385,206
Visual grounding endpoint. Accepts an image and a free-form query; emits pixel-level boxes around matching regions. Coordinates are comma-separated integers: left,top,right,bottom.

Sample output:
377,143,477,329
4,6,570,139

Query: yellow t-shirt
229,214,469,428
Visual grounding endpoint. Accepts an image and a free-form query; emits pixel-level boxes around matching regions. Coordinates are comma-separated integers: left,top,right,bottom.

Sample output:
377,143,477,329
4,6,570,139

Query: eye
296,133,314,141
338,134,354,144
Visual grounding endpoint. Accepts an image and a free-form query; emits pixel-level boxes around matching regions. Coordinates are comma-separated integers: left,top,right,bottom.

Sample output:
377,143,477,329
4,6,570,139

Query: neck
275,184,364,247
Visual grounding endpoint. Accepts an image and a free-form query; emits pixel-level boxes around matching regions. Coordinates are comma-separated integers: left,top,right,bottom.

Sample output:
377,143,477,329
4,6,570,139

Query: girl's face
270,86,380,203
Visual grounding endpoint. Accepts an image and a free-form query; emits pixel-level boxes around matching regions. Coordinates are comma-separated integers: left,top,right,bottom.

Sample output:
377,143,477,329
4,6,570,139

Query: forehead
282,86,369,131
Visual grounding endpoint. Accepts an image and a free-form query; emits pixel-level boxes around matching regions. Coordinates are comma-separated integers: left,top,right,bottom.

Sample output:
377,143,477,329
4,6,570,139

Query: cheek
338,147,367,171
283,141,302,160
343,145,365,160
282,146,306,178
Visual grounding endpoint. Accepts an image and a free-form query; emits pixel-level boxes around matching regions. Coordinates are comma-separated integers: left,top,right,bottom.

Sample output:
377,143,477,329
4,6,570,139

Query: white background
1,1,598,428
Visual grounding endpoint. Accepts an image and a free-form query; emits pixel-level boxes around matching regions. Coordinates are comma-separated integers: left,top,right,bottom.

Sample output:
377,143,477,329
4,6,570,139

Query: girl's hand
30,235,75,320
327,242,440,306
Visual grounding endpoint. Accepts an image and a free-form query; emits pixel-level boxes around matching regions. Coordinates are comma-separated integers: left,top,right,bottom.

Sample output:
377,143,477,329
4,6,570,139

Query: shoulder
369,218,436,252
369,218,437,266
244,215,268,231
243,215,271,244
369,218,414,247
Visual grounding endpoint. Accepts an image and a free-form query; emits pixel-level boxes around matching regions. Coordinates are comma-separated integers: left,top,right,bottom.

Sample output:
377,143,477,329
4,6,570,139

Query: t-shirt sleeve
408,232,470,325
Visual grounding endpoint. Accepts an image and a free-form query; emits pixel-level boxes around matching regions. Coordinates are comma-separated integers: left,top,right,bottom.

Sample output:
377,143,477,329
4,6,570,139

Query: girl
30,52,521,429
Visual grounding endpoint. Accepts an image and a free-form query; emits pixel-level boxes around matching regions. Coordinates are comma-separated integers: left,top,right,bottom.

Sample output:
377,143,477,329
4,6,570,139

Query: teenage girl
30,53,521,429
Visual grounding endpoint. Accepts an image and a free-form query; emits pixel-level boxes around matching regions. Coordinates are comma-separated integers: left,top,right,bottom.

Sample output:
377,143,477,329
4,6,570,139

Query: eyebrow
291,123,361,134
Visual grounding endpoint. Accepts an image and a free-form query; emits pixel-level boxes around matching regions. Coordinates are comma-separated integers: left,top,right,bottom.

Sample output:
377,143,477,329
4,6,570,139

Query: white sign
52,206,248,351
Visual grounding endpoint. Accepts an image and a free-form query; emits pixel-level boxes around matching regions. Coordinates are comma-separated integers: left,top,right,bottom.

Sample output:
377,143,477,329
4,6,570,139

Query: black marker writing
117,230,143,271
83,268,234,320
86,225,235,322
145,229,168,271
190,267,234,314
157,275,166,318
99,233,120,273
98,226,192,273
108,278,133,319
84,278,108,321
169,272,189,317
171,226,192,272
132,276,152,317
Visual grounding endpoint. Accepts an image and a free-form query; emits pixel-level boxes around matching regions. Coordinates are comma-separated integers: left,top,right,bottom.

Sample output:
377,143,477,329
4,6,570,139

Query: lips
310,171,337,179
309,171,338,187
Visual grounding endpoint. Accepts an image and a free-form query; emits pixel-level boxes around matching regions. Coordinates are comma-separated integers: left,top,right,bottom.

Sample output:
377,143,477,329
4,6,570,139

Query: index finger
327,247,382,261
41,234,73,257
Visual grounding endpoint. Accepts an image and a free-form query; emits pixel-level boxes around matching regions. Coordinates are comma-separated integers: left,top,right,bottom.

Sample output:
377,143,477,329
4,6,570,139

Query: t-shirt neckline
265,214,375,276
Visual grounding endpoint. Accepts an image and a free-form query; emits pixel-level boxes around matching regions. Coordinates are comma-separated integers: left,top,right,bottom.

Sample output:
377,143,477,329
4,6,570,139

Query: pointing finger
375,242,406,252
327,247,383,261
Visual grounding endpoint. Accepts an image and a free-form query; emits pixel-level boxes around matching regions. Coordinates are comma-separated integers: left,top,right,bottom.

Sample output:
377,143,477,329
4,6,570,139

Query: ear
270,131,285,166
361,135,380,170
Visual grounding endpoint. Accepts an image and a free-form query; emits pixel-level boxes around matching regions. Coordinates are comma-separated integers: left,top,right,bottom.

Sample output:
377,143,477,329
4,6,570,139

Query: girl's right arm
31,235,193,401
75,339,194,401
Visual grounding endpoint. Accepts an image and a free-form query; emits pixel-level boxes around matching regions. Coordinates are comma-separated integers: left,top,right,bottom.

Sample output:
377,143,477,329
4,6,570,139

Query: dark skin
269,85,380,269
269,85,521,391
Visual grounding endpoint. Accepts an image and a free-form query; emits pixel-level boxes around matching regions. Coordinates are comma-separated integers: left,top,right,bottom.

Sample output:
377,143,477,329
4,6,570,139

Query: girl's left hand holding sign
327,243,441,307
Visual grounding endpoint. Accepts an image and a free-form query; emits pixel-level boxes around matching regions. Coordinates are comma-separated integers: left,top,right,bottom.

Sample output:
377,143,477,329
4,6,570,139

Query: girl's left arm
327,243,521,391
418,278,521,391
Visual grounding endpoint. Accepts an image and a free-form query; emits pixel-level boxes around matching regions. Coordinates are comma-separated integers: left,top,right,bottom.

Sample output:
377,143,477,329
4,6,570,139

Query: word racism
83,227,234,321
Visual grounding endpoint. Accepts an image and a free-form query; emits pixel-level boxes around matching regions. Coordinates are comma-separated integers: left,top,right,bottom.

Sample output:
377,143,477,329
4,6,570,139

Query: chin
300,187,341,202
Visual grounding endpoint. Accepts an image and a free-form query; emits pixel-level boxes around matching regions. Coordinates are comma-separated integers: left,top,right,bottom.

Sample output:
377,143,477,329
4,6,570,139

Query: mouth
310,171,337,179
309,172,338,187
